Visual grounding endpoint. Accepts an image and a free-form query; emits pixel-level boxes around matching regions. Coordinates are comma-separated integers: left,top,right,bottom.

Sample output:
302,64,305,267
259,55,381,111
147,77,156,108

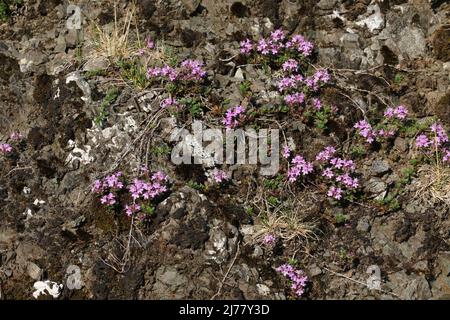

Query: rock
387,271,432,300
431,252,450,299
256,283,270,296
152,265,192,299
181,0,200,14
357,217,371,233
394,137,408,153
370,160,390,176
27,262,43,280
309,264,322,277
355,4,384,33
317,0,337,10
364,178,387,196
234,68,244,80
83,56,109,72
54,34,66,53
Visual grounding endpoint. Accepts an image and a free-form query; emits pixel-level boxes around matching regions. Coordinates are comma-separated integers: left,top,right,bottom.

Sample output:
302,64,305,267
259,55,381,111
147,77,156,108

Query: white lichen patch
32,281,63,299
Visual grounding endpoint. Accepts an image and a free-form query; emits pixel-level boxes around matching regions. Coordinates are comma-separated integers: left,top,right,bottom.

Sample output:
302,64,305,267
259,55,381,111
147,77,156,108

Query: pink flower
276,263,308,297
125,203,141,217
160,97,180,109
0,143,12,153
415,134,431,148
284,92,305,106
327,186,343,200
312,98,322,110
354,120,376,144
282,59,298,72
10,132,23,141
322,168,334,179
282,145,291,159
223,105,245,129
240,39,253,54
100,192,116,205
316,146,336,162
212,169,228,183
288,154,313,182
263,234,276,245
286,35,314,56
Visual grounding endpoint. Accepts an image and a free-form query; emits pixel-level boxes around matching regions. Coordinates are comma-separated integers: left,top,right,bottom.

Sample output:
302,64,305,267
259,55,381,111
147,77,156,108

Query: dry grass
90,1,137,63
415,163,450,207
250,192,318,244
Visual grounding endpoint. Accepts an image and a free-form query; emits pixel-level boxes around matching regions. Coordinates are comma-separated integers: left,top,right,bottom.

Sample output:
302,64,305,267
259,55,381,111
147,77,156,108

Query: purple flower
223,105,245,129
327,186,343,200
125,203,141,217
256,38,270,55
282,145,291,159
263,234,276,245
284,92,305,106
443,149,450,163
416,134,431,148
91,180,103,193
100,192,116,205
212,169,228,183
312,97,322,110
354,120,375,144
180,59,206,81
282,59,298,72
316,146,336,162
270,29,285,42
160,97,180,109
0,143,12,153
240,39,253,54
10,132,23,141
276,263,308,297
288,154,314,182
322,168,334,179
286,35,314,56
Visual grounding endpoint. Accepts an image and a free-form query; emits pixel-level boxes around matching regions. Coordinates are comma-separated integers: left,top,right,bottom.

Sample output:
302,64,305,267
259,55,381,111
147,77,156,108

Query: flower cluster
354,106,408,144
223,105,246,129
287,154,314,182
92,170,169,219
92,171,125,205
128,172,168,201
316,146,359,200
160,97,181,109
276,263,308,297
415,122,449,164
240,29,313,57
262,233,276,246
211,169,229,184
10,131,23,141
0,143,12,154
147,59,206,82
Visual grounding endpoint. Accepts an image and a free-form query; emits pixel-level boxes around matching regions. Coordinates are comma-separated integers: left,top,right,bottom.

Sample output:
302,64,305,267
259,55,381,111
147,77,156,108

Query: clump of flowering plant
316,146,359,201
92,169,170,222
286,154,314,183
415,122,449,165
147,59,206,83
223,105,246,129
0,143,12,154
262,233,276,246
276,263,308,298
354,105,409,144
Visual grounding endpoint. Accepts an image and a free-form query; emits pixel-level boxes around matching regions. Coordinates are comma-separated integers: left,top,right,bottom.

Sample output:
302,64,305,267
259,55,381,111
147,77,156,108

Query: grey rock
431,252,450,299
370,160,390,176
394,137,408,153
152,265,192,299
357,217,371,233
309,264,322,277
26,262,42,280
83,56,109,72
364,178,387,195
317,0,337,11
181,0,200,14
54,34,66,53
387,271,432,300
